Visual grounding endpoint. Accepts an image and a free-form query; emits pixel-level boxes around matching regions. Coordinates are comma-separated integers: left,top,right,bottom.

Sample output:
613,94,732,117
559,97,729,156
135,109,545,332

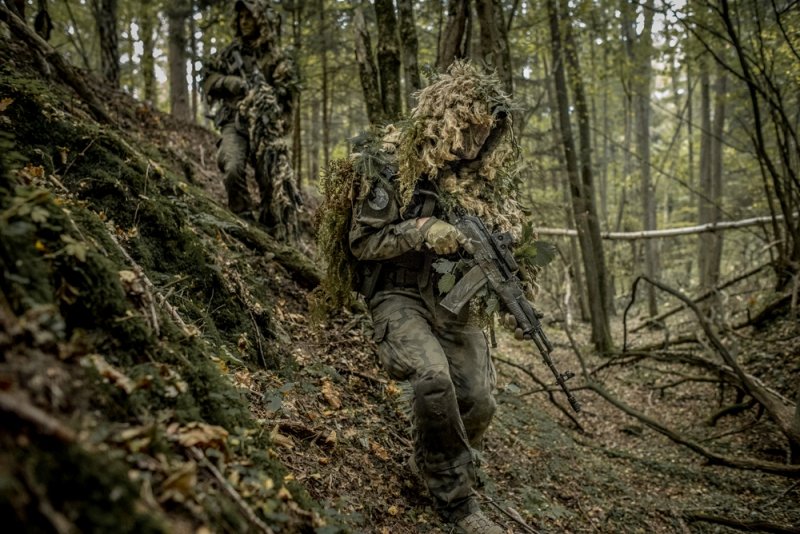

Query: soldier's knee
414,366,455,415
462,385,496,424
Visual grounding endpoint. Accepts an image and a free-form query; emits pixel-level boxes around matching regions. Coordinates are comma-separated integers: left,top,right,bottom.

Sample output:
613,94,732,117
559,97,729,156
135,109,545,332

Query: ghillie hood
233,0,280,49
395,61,522,234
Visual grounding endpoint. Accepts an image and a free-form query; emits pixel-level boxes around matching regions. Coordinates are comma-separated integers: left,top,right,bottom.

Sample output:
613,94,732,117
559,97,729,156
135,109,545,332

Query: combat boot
456,510,505,534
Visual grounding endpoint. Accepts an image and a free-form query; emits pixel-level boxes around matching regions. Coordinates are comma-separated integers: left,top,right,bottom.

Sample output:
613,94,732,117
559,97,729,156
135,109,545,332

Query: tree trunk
637,0,658,316
291,1,303,186
548,0,613,353
396,0,421,110
475,0,512,95
700,70,727,292
697,57,713,294
92,0,119,88
353,7,384,125
167,1,191,121
138,0,155,105
318,0,330,169
189,1,198,121
374,0,401,120
437,0,470,71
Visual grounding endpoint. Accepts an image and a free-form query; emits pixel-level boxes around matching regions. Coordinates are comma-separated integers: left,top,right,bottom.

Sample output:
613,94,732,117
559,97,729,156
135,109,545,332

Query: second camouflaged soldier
202,0,301,241
348,62,524,534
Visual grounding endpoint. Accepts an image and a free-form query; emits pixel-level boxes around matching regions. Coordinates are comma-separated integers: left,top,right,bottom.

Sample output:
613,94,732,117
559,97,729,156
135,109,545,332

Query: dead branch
471,489,541,534
560,318,800,477
535,213,789,239
0,391,76,443
686,513,800,533
632,276,799,446
708,399,757,426
494,355,584,431
0,4,113,125
632,263,768,333
190,447,275,534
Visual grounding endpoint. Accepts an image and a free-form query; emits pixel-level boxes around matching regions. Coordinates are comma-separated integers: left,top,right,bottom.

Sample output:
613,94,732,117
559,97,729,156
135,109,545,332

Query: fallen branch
632,263,768,333
0,390,76,443
494,355,584,431
471,489,541,534
686,513,800,534
190,447,275,534
0,4,113,125
535,213,788,239
630,276,799,446
560,318,800,478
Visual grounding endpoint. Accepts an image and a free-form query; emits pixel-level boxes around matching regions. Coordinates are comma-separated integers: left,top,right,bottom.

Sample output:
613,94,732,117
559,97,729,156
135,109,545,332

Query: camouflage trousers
216,122,299,241
370,290,497,521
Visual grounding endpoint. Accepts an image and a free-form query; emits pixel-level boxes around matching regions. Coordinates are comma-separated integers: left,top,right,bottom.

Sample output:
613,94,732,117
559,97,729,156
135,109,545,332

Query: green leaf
30,206,49,223
530,241,557,266
432,259,455,274
438,272,456,294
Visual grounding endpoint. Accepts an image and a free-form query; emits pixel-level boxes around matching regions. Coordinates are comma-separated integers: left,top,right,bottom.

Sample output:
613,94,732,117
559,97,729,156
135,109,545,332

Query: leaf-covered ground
1,35,798,534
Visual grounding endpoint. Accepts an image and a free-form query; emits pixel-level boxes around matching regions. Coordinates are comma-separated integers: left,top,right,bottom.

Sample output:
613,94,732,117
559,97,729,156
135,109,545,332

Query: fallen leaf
277,486,293,501
168,422,229,450
81,354,136,394
0,97,14,113
370,441,390,461
320,378,341,409
158,461,197,503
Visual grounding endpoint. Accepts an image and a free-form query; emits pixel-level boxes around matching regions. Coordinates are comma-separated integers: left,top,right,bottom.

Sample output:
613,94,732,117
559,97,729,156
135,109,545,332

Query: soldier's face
452,122,492,161
238,9,259,40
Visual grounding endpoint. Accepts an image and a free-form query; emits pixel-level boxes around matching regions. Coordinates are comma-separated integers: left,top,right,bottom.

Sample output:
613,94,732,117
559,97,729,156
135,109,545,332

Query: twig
190,447,275,534
471,489,541,534
106,229,194,337
494,355,584,431
0,391,76,443
762,480,800,508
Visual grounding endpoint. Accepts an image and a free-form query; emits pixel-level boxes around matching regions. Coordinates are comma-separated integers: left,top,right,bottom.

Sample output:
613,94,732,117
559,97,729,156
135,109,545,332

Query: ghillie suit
202,0,301,242
316,61,538,317
316,61,548,530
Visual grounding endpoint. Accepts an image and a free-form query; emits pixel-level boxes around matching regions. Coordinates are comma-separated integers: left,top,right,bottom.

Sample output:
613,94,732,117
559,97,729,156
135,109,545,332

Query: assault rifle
228,50,266,92
440,214,581,413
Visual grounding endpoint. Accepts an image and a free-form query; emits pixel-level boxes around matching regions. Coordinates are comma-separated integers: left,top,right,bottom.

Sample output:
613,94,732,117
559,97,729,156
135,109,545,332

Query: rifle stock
453,215,581,413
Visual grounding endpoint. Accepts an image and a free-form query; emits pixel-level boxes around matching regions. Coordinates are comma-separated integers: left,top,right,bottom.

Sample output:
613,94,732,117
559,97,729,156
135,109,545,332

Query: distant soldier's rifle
440,214,581,413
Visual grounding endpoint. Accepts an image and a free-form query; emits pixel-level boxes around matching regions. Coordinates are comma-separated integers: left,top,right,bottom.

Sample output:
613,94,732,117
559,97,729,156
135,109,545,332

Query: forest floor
1,34,799,534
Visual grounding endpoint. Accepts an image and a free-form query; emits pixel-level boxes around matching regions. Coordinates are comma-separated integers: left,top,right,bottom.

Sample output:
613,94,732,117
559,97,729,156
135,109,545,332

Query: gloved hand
420,218,467,255
222,75,247,96
502,309,545,340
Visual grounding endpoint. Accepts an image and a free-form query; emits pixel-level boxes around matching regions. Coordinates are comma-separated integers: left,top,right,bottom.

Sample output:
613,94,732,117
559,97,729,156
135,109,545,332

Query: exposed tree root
686,513,800,533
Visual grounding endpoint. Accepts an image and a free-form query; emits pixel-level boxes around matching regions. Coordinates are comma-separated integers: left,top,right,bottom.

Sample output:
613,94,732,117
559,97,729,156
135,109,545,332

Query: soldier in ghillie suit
317,62,526,533
202,0,301,241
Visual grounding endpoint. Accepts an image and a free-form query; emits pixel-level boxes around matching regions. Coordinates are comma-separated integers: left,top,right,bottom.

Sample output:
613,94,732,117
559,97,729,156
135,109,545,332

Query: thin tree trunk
703,70,727,291
396,0,420,111
353,7,384,124
548,0,612,353
437,0,469,71
189,1,198,121
475,0,512,95
636,0,658,316
167,1,191,121
291,1,303,186
319,0,329,169
139,0,156,105
374,0,401,120
698,56,713,293
92,0,119,88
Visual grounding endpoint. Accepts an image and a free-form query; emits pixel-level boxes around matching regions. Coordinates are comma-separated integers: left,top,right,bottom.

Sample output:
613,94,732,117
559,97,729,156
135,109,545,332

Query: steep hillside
2,34,798,534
